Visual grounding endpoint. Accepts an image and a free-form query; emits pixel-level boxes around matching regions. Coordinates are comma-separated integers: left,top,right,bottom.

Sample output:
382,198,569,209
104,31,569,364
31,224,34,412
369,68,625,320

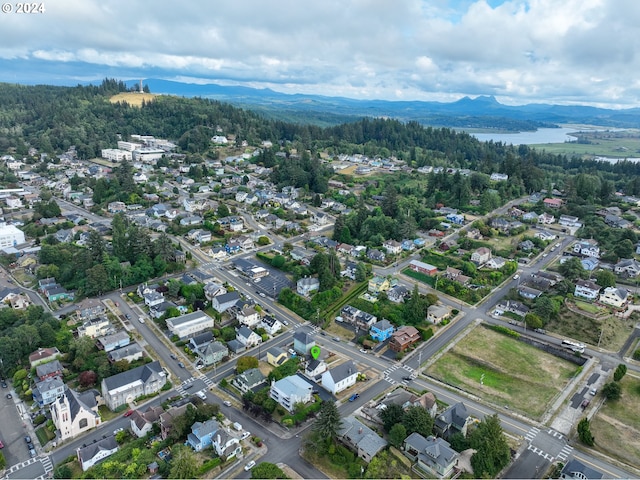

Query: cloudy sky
1,0,638,107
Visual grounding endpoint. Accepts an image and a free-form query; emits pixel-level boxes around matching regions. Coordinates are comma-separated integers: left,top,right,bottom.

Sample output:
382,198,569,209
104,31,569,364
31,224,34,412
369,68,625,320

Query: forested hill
2,80,640,195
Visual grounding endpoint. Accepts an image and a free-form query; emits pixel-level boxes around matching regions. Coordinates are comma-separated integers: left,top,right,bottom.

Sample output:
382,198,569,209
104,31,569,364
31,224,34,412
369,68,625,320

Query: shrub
33,414,46,426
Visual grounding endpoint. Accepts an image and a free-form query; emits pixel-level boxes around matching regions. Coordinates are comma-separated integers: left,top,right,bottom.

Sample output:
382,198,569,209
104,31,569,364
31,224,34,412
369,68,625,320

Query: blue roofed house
186,419,220,452
370,319,395,342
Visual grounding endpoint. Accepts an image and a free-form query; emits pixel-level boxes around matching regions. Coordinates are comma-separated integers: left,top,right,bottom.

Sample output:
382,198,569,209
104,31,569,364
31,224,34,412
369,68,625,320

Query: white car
240,431,251,440
244,461,256,471
223,400,232,407
513,274,519,280
196,390,207,400
113,427,124,435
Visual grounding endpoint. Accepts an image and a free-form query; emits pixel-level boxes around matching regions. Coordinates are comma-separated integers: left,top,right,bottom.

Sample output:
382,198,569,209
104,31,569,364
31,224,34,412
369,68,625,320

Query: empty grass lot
591,374,640,467
426,326,579,419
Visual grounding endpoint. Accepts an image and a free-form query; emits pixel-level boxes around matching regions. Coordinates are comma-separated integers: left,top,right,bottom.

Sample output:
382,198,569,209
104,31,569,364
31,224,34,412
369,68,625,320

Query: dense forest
2,79,640,195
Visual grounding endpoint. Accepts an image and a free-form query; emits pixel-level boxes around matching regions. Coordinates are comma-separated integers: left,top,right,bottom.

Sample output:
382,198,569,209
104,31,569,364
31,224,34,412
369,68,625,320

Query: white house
236,306,261,328
574,280,600,300
321,360,359,395
471,247,491,265
166,311,214,340
297,277,320,297
270,375,313,412
130,405,164,438
101,361,167,411
236,326,262,348
599,287,629,308
574,240,601,258
259,315,283,335
77,436,119,471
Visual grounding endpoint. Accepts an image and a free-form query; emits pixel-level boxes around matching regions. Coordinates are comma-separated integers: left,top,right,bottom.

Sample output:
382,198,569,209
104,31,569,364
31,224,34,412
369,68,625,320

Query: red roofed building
543,198,563,209
389,326,421,352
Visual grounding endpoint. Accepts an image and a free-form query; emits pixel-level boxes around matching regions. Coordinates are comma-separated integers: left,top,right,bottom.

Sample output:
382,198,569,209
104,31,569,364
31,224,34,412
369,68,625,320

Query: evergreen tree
470,414,511,478
312,401,342,440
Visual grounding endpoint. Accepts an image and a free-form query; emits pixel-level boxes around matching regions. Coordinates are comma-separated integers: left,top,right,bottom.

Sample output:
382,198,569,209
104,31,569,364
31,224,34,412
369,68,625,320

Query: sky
0,0,638,107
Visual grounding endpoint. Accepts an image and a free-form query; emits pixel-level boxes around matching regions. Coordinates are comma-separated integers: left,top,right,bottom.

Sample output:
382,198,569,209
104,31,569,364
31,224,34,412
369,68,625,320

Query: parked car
581,399,590,410
6,393,11,399
24,435,32,444
244,461,256,471
27,442,34,450
282,319,289,326
125,314,131,319
534,328,546,334
123,409,134,417
178,361,185,368
590,388,597,396
169,353,177,360
333,337,341,342
513,274,519,280
29,448,37,458
223,400,232,407
113,427,124,435
240,431,251,440
349,393,360,402
138,317,145,323
1,381,7,388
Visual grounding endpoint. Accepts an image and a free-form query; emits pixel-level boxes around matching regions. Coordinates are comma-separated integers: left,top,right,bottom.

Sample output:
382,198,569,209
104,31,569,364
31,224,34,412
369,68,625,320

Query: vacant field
546,307,632,352
532,129,640,158
591,374,640,467
426,326,578,419
325,321,356,339
109,92,158,106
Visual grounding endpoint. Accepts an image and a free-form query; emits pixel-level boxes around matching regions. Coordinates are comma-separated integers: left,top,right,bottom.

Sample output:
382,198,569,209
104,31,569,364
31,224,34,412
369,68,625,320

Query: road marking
527,444,553,460
556,445,573,461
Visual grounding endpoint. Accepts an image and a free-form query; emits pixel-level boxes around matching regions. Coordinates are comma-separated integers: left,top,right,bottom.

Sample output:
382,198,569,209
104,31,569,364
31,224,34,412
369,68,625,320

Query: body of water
471,127,579,145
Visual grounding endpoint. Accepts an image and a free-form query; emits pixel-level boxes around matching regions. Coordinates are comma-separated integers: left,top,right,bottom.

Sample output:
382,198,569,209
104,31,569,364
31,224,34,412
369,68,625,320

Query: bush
488,324,520,338
33,414,46,426
197,457,222,475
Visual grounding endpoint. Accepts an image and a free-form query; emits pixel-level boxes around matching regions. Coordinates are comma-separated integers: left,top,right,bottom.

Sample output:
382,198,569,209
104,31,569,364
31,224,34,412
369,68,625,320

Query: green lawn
573,300,605,315
426,325,579,419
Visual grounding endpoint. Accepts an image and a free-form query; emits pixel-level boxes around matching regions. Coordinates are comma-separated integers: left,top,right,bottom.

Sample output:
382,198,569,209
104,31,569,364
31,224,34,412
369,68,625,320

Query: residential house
370,319,395,342
211,291,241,313
166,311,214,340
293,330,316,355
77,317,110,339
340,305,377,329
519,239,535,251
77,436,118,471
33,376,65,407
236,306,261,328
560,459,604,480
270,375,313,412
76,300,106,321
389,326,421,352
204,282,227,301
442,267,470,285
518,285,543,299
198,341,228,366
494,300,529,318
208,247,228,261
559,215,582,229
614,258,640,277
130,405,164,438
403,433,459,478
35,359,64,381
159,404,190,440
322,360,358,395
387,284,409,303
574,240,601,258
337,243,356,256
368,275,391,294
409,260,438,276
297,277,320,297
108,343,144,364
305,359,327,378
96,331,130,352
434,402,472,440
338,416,387,463
236,326,262,348
543,198,563,209
427,305,451,324
211,430,242,459
383,239,402,255
538,212,555,224
101,361,167,411
188,331,214,353
471,247,492,265
574,280,601,300
599,287,629,308
367,249,386,262
259,315,282,335
232,368,267,394
50,387,101,441
186,419,220,452
266,347,288,367
29,347,61,368
581,258,600,271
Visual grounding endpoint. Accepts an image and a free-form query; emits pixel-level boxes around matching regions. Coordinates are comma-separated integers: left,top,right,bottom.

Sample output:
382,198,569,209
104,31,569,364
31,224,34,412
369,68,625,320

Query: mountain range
127,79,640,130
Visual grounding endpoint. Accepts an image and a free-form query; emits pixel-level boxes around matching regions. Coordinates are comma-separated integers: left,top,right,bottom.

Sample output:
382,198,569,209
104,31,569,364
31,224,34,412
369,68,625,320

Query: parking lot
1,382,37,468
234,257,293,299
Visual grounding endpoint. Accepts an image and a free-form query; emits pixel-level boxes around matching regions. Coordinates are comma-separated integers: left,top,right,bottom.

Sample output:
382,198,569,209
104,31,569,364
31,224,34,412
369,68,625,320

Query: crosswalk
527,444,554,461
556,444,574,462
176,377,197,396
199,374,215,389
525,426,540,442
383,364,414,385
548,428,564,440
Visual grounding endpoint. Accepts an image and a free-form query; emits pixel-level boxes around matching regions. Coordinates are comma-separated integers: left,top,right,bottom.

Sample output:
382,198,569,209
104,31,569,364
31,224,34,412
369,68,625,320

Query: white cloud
0,0,639,106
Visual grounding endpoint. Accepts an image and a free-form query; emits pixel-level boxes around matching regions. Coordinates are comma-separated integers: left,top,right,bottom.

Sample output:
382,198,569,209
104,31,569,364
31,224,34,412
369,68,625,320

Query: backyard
590,374,640,468
426,325,579,419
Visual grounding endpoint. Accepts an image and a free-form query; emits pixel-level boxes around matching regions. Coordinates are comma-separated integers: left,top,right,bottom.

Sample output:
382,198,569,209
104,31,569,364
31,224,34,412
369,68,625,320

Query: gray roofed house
232,367,266,393
107,342,144,363
130,405,164,438
339,416,387,463
403,433,459,478
434,402,472,440
101,361,167,410
227,339,245,354
211,291,241,313
560,458,604,480
96,330,130,352
198,341,228,366
188,331,214,352
77,436,119,471
33,375,65,406
36,359,64,380
293,330,316,355
322,360,359,395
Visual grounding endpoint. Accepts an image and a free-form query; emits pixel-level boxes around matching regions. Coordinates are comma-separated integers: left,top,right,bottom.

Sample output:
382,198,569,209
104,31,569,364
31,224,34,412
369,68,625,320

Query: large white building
0,224,26,248
101,149,133,162
166,311,214,339
132,147,165,163
117,141,143,152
